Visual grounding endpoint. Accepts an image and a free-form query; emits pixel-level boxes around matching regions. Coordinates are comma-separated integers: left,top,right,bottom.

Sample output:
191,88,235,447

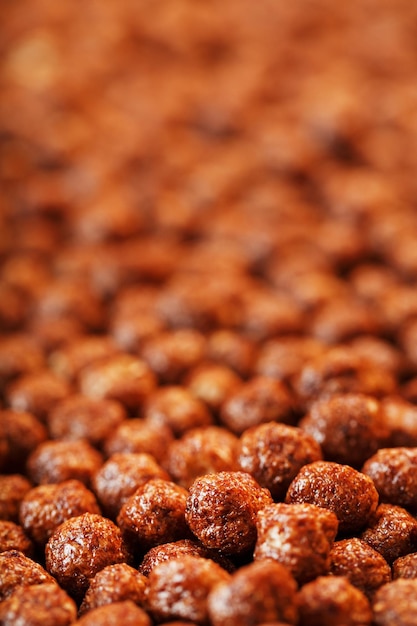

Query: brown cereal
0,520,33,556
79,354,157,411
207,560,298,626
372,579,417,626
299,393,390,468
392,552,417,579
361,503,417,564
26,317,84,352
0,474,32,522
379,397,417,447
104,417,174,462
237,422,322,501
297,576,372,626
254,336,325,384
6,371,71,423
0,334,44,385
92,452,169,519
19,479,101,546
48,395,126,448
240,289,305,340
186,363,242,413
45,512,129,600
164,426,239,489
286,461,379,533
110,310,165,353
141,329,207,383
144,386,213,437
74,600,151,626
27,439,103,487
254,502,338,584
185,471,272,555
49,335,120,382
329,538,391,599
79,563,148,615
0,582,77,626
146,555,231,624
309,298,380,344
206,329,257,378
0,409,47,472
0,550,55,600
220,376,296,435
348,335,404,376
362,448,417,510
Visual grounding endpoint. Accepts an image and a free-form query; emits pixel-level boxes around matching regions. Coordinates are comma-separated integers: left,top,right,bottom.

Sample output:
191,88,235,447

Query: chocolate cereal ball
0,583,77,626
164,426,239,489
360,504,417,564
0,550,55,600
74,600,151,626
362,447,417,511
392,552,417,579
329,538,391,599
49,335,120,382
19,479,101,546
237,422,322,501
0,409,47,472
144,386,213,437
0,474,32,522
207,329,257,378
146,555,231,624
79,563,148,615
207,560,298,626
186,364,242,413
186,471,272,555
255,502,338,584
45,513,129,600
92,452,169,519
297,576,372,626
6,371,71,423
372,579,417,626
0,520,33,556
118,478,190,553
27,439,103,487
286,461,379,533
104,417,174,463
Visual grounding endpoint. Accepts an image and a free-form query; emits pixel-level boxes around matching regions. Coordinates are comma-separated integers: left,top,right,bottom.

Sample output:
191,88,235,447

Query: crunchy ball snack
286,461,379,533
360,503,417,564
0,474,32,522
392,552,417,579
74,600,151,626
207,560,298,626
186,363,242,414
48,335,120,382
372,579,417,626
144,386,213,437
104,417,174,462
79,563,148,615
0,520,33,556
0,409,47,472
254,502,338,584
362,447,417,511
185,471,272,555
0,583,77,626
6,371,71,423
0,550,55,601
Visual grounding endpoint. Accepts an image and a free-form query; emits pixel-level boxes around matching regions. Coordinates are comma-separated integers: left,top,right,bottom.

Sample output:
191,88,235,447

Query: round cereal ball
372,579,417,625
0,520,33,556
0,474,32,522
27,439,103,487
92,452,169,519
362,447,417,511
104,417,174,463
6,370,71,423
207,329,257,378
45,513,129,600
0,409,47,472
297,576,372,626
285,461,379,533
0,582,77,626
144,386,213,437
19,479,101,546
185,471,272,555
393,552,417,579
0,550,55,601
186,363,242,413
329,538,391,599
146,555,231,624
49,335,120,382
164,426,239,489
74,600,151,626
254,502,338,585
118,478,190,553
207,559,298,626
360,503,417,564
237,422,322,500
79,563,148,615
299,393,390,468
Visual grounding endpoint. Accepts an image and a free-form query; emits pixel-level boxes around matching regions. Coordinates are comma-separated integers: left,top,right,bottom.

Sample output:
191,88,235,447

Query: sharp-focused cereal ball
0,409,47,472
0,550,55,600
207,559,298,626
27,440,103,487
6,371,71,423
186,363,242,413
79,563,148,615
185,471,272,555
19,479,101,546
372,579,417,625
74,600,151,626
254,502,338,584
104,417,174,462
297,576,372,626
141,329,207,383
49,335,120,382
0,520,33,556
0,582,77,626
219,376,296,435
118,478,190,553
393,552,417,579
362,448,417,510
146,555,231,624
79,354,157,411
144,386,213,437
329,538,391,599
0,334,44,385
48,395,126,448
237,422,322,500
45,513,130,600
207,329,257,378
299,394,390,468
0,474,32,522
360,503,417,564
164,426,239,488
286,461,379,533
92,452,169,519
